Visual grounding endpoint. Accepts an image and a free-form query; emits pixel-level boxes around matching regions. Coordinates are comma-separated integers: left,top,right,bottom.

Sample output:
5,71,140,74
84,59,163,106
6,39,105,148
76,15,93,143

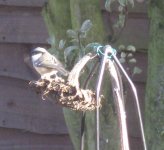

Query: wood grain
0,0,48,7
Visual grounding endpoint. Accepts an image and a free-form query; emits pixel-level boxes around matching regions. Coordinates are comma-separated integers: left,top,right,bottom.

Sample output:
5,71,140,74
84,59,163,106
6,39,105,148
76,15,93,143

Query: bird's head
31,47,47,62
31,47,47,55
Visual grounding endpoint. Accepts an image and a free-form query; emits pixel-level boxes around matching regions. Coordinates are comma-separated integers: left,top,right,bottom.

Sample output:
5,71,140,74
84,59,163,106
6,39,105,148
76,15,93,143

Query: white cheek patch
32,53,42,62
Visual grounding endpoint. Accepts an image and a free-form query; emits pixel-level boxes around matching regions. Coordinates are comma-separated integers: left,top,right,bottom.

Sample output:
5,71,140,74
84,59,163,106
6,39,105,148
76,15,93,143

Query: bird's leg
42,71,65,84
41,71,57,81
29,79,45,87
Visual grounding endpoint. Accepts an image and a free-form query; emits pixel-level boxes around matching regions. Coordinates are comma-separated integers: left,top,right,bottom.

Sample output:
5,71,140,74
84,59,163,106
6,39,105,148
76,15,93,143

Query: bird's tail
58,67,69,76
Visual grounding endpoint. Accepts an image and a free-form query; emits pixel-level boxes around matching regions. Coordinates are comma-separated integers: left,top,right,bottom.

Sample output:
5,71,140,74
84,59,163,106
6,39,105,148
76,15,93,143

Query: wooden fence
0,1,73,149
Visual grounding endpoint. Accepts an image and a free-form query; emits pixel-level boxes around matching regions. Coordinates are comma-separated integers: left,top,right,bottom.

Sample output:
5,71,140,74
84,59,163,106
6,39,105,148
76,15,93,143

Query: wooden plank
112,16,150,49
0,44,40,81
0,11,49,44
0,0,48,7
129,137,143,150
130,52,148,82
0,76,68,134
125,83,146,137
0,127,73,150
129,0,148,13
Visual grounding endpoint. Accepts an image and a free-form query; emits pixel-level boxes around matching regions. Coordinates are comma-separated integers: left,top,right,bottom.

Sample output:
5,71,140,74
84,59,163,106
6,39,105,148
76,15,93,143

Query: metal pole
80,112,86,150
95,47,109,150
107,58,130,150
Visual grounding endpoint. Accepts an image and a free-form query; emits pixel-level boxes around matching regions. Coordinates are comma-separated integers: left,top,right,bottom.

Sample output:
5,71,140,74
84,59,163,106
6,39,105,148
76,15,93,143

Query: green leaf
58,39,66,50
105,0,115,12
129,58,137,63
80,19,93,33
161,130,164,136
121,52,126,58
64,46,79,59
47,35,56,46
114,13,126,28
67,29,77,38
119,57,126,63
118,13,126,28
85,42,102,52
132,66,142,75
79,31,87,38
127,53,133,58
127,45,136,52
118,0,134,8
128,0,134,7
118,5,124,12
70,39,79,43
118,0,134,6
118,0,127,6
118,44,126,51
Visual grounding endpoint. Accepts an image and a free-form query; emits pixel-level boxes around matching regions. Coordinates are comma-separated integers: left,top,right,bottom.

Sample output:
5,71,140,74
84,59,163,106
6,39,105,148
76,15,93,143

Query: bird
31,47,69,80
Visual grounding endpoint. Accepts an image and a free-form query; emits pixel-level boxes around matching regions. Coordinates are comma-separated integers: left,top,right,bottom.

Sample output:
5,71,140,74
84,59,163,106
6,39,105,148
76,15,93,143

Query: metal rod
80,112,86,150
95,47,109,150
105,45,147,150
80,60,99,150
107,59,130,150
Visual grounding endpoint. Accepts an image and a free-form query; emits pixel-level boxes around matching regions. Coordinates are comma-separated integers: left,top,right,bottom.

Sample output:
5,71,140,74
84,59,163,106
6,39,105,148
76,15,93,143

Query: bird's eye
32,51,40,55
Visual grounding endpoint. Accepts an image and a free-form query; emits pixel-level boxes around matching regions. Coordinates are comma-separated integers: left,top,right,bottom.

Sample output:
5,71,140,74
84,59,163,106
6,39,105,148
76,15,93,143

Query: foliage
105,0,134,29
47,19,100,71
118,44,142,76
104,0,142,76
105,0,134,12
65,20,93,64
145,2,164,149
47,18,142,77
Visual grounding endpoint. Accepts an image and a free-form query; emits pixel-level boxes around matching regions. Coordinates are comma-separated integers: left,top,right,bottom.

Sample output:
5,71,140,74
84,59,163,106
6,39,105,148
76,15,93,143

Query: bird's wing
36,53,69,76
